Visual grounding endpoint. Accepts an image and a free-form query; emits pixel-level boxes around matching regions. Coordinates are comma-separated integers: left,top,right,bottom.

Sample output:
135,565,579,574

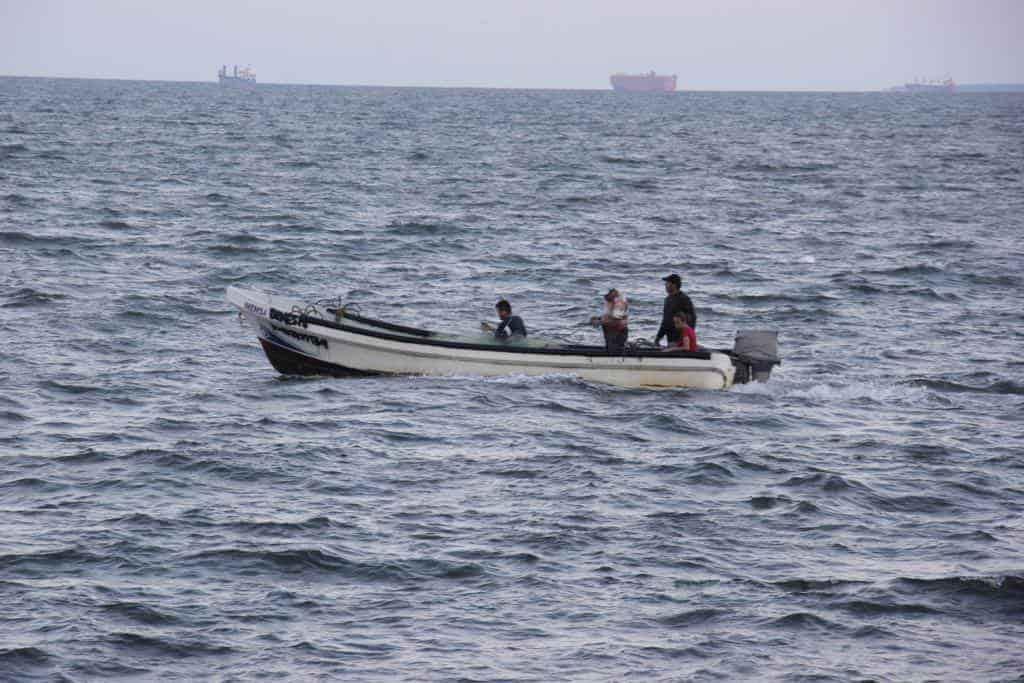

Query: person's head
673,311,689,331
604,288,619,303
495,299,512,320
663,273,682,295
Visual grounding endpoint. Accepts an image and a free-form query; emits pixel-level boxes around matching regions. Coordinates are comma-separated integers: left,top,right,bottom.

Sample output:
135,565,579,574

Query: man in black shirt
482,299,527,340
654,273,696,347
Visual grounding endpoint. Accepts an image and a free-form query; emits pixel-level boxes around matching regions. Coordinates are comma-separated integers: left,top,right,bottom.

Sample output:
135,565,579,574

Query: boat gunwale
285,309,719,362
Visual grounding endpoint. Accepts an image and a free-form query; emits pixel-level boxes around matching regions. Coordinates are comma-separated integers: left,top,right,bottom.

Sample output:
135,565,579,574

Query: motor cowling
732,330,780,383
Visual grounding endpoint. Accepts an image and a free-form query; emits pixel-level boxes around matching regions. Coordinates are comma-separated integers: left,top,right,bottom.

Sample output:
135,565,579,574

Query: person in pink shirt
663,311,698,352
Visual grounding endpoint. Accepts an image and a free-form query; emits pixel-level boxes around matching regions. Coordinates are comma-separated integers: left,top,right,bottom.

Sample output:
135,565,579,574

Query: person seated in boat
589,288,629,352
481,299,527,340
662,311,698,352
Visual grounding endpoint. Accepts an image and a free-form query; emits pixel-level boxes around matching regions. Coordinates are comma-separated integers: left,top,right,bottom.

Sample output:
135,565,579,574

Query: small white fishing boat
227,287,779,390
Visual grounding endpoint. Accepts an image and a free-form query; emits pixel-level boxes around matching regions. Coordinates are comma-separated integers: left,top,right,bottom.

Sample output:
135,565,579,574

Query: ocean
1,77,1023,681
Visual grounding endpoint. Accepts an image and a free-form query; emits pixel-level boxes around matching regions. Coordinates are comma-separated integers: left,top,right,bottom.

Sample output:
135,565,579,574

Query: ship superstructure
218,65,256,85
610,71,677,92
888,76,955,93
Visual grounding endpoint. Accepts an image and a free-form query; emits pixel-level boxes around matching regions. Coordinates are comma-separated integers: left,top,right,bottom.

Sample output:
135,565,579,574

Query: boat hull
228,287,741,389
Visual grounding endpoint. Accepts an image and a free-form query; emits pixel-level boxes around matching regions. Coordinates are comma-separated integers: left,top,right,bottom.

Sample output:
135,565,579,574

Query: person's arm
683,294,697,328
494,319,509,339
654,300,671,344
682,327,698,351
655,318,671,345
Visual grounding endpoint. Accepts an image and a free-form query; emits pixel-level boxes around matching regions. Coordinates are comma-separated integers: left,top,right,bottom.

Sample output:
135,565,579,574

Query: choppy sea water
2,77,1023,681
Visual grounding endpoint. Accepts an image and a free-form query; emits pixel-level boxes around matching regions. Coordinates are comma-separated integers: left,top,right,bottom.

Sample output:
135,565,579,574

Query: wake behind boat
227,287,779,389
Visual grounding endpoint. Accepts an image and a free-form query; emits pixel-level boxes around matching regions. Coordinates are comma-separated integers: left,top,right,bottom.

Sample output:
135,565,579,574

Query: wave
559,194,621,205
600,155,648,166
965,273,1023,287
0,410,29,423
98,219,134,229
938,151,988,162
907,238,976,250
0,647,51,677
1,287,68,308
864,263,946,277
731,161,838,174
656,608,729,627
614,177,659,191
106,632,234,657
101,601,182,626
780,472,867,493
0,143,28,156
0,646,49,664
34,150,67,161
0,230,96,247
748,494,790,510
764,611,844,630
831,599,940,616
226,516,339,534
744,378,936,406
866,493,956,514
385,219,453,235
205,243,264,255
182,547,487,582
278,160,319,169
902,377,1024,396
895,574,1024,603
0,547,111,574
448,548,541,564
772,578,868,593
2,193,33,205
480,467,543,479
720,291,838,304
41,379,101,394
684,461,736,485
0,477,66,493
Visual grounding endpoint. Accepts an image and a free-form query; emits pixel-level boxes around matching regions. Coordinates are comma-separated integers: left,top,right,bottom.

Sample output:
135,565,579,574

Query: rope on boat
288,297,363,323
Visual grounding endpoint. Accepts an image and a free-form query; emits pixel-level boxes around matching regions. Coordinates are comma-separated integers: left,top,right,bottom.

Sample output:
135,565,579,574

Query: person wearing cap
590,288,629,352
481,299,527,340
654,273,696,347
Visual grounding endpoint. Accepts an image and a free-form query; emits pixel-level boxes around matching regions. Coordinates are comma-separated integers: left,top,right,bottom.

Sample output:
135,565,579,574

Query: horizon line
3,73,1023,93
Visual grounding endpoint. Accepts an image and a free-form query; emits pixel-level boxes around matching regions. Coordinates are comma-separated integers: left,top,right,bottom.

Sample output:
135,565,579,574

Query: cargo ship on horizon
610,71,677,92
888,76,955,93
218,65,256,86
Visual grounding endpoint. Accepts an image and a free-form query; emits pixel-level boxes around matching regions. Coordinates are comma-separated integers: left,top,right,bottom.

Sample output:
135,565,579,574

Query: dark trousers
603,326,628,353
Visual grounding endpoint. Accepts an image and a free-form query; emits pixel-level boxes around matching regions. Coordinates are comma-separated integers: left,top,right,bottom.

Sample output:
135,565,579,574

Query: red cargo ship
610,71,677,92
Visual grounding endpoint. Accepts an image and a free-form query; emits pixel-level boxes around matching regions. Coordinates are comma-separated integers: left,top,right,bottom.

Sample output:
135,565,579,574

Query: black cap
662,273,682,287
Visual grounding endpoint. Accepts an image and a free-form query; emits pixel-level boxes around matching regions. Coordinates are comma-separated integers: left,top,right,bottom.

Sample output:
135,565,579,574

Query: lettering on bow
271,324,329,349
244,302,267,317
270,307,310,328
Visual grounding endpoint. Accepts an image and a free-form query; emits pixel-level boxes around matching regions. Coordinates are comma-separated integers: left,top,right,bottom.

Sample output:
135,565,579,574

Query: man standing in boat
481,299,527,340
590,288,629,352
654,273,696,347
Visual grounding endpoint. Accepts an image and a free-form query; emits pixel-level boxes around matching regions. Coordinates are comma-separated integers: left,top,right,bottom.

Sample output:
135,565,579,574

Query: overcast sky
2,0,1022,90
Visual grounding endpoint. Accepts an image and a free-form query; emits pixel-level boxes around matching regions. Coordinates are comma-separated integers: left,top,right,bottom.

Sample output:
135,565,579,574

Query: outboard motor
731,330,780,383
